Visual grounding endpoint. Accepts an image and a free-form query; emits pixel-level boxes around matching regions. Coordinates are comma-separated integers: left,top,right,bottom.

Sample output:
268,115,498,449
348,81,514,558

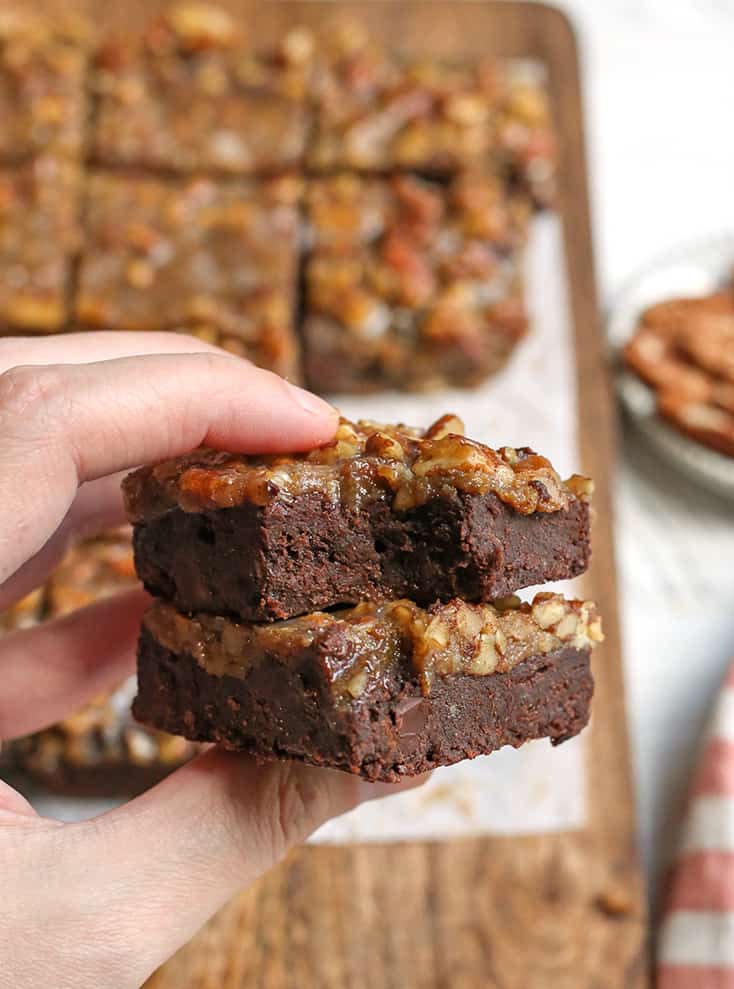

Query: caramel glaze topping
145,592,603,699
124,414,593,521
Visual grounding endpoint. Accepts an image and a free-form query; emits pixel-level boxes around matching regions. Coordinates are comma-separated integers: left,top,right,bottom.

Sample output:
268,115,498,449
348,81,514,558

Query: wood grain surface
26,1,649,983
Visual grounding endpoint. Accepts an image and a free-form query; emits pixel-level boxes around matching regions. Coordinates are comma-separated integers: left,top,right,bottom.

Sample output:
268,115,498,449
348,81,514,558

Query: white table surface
553,0,734,906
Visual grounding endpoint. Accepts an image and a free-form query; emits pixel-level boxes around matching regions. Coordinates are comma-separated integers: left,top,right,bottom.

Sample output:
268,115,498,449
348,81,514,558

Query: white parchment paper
30,214,587,840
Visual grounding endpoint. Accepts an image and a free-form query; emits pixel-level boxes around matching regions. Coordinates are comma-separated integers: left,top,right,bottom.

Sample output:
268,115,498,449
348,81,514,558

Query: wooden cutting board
31,0,649,983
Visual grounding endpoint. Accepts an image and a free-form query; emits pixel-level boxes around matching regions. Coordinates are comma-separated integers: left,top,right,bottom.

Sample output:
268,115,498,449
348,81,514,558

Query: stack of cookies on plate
623,269,734,457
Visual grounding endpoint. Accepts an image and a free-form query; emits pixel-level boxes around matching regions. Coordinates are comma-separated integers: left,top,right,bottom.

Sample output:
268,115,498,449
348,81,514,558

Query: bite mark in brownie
134,593,601,781
123,415,593,622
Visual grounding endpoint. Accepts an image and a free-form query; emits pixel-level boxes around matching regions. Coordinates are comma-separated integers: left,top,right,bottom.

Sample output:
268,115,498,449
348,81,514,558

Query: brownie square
0,156,81,333
302,172,530,393
91,7,313,175
123,415,592,623
494,63,557,208
309,33,494,174
0,10,89,163
308,25,556,204
74,171,301,379
134,593,600,781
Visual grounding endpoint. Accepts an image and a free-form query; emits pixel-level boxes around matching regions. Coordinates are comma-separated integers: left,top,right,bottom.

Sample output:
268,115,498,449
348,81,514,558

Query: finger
60,751,427,987
0,588,146,738
0,334,280,598
0,473,129,611
0,330,223,374
0,339,248,602
0,353,336,585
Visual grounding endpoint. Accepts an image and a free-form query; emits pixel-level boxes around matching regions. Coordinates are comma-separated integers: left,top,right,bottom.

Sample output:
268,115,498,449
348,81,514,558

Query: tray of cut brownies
0,3,646,986
0,3,553,390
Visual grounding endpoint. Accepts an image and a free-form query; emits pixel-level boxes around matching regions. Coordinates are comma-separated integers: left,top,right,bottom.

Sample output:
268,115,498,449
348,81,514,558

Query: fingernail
286,381,337,418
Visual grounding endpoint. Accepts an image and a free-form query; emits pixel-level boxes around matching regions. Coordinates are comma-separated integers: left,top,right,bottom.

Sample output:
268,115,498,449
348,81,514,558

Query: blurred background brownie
4,530,198,797
91,5,313,175
303,172,530,392
0,156,82,333
309,26,495,174
74,171,302,377
308,21,556,206
0,9,90,163
0,587,45,776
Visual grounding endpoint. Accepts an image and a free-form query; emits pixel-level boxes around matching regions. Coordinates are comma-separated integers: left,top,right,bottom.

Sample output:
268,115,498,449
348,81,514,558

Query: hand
0,333,417,989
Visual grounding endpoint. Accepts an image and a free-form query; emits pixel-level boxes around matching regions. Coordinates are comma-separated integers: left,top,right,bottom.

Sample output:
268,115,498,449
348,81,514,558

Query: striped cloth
658,666,734,986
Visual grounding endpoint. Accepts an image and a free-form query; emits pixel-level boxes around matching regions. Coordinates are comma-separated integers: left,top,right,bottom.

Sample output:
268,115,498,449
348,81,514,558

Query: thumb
52,750,418,988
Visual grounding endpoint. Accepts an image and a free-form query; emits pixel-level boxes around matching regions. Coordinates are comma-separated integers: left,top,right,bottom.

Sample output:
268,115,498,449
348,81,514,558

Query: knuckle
197,350,244,376
195,351,229,376
264,764,328,861
0,364,65,423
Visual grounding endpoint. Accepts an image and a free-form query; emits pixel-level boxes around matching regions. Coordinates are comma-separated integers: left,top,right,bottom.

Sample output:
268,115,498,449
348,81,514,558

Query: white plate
607,234,734,498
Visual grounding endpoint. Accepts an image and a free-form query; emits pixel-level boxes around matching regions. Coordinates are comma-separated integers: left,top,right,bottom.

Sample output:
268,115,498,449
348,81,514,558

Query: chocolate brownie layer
133,484,590,622
124,416,593,622
135,594,600,781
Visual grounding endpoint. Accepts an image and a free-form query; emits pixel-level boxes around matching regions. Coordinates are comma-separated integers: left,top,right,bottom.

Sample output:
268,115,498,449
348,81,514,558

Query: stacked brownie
2,530,198,797
0,3,556,393
623,275,734,457
125,415,601,781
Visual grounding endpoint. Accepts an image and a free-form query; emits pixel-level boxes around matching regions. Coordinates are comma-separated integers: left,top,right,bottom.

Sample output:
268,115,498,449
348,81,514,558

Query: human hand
0,333,417,989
